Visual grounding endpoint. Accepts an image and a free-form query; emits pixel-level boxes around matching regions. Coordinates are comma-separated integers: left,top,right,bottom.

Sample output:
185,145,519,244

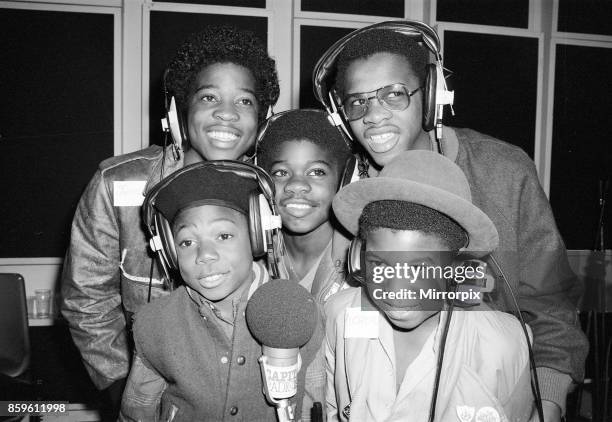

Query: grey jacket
453,127,588,411
361,127,588,411
61,145,182,389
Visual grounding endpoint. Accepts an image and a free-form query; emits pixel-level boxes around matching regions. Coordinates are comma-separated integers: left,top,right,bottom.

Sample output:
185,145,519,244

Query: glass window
442,31,539,158
299,25,355,108
0,8,114,257
558,0,612,36
149,11,267,147
158,0,265,7
550,44,612,249
437,0,529,28
301,0,403,17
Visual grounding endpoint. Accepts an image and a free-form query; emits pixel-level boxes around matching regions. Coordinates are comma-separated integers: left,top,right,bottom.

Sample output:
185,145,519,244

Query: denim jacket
61,145,183,389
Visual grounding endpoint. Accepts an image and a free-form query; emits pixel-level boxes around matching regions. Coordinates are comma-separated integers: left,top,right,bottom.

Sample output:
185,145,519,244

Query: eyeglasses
341,83,422,121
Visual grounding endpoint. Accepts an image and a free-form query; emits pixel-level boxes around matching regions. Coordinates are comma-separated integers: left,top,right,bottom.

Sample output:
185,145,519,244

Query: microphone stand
258,354,297,422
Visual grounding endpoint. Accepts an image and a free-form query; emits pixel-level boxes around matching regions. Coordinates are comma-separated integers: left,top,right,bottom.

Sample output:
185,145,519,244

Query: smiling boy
61,25,280,414
258,109,352,302
119,163,324,421
325,150,535,421
314,21,587,419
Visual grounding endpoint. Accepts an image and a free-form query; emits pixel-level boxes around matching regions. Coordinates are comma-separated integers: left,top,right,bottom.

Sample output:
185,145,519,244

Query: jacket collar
144,145,185,194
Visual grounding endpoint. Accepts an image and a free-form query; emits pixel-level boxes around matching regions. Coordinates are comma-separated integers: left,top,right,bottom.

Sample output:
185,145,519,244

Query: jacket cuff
537,367,572,415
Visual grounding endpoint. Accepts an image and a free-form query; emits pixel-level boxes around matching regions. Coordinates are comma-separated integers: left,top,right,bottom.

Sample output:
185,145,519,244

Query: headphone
312,20,454,152
142,160,283,285
253,108,360,187
161,68,276,162
160,69,186,161
346,237,366,284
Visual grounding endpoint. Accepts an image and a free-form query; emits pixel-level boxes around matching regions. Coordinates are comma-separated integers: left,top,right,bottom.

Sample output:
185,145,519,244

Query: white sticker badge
475,407,500,422
344,308,379,338
456,406,475,422
113,181,147,207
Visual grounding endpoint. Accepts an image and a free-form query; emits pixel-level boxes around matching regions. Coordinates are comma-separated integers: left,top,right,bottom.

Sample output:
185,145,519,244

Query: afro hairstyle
165,25,279,124
334,29,429,100
358,200,467,251
257,109,353,178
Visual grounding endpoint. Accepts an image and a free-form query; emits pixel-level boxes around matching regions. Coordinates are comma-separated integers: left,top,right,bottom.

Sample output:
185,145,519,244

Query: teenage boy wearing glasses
315,23,588,422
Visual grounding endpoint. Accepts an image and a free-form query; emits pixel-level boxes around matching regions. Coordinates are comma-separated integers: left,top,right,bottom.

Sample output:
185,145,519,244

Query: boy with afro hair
61,25,279,416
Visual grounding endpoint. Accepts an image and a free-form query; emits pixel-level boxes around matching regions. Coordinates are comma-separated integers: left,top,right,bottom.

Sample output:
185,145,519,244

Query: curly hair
257,109,353,177
165,25,279,123
358,200,467,251
334,29,429,100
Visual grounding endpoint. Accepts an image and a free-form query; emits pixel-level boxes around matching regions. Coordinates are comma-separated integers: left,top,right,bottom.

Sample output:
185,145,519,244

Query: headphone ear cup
166,96,187,148
347,238,365,284
422,63,437,132
156,212,178,271
340,156,359,188
249,192,265,257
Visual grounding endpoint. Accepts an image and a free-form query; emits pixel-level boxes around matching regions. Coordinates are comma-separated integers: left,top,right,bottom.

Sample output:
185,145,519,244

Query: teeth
202,273,223,282
369,133,394,144
286,203,312,209
208,131,238,141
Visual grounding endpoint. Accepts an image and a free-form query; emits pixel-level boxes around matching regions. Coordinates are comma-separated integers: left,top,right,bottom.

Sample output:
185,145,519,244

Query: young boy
313,21,586,418
61,25,280,411
257,109,353,303
119,163,324,421
326,150,534,421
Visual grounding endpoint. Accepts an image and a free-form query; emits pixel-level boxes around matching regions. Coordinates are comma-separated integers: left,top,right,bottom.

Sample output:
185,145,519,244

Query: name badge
113,181,146,206
344,308,379,338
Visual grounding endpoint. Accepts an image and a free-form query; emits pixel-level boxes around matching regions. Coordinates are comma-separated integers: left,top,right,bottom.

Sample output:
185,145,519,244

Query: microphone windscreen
246,279,317,349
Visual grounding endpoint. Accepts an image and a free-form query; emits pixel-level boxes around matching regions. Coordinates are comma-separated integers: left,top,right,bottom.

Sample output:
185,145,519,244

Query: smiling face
269,140,340,236
365,228,452,330
185,62,260,162
343,53,430,168
173,205,253,304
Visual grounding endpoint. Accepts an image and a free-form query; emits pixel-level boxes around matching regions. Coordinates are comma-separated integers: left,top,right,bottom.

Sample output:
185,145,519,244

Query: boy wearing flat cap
119,163,324,421
325,151,535,421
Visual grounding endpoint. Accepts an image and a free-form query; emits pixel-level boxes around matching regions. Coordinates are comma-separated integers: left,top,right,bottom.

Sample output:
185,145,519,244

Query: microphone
246,279,318,422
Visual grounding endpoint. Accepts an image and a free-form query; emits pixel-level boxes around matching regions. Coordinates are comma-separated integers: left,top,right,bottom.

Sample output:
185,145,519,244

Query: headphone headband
254,108,354,158
143,160,282,287
312,20,453,152
313,20,441,110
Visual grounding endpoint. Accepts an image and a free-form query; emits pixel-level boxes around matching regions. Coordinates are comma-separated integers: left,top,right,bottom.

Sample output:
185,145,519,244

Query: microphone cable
489,253,544,422
428,298,455,422
147,121,172,303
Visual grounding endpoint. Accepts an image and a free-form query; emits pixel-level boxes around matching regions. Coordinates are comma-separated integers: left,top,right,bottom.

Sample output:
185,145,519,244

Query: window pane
558,0,612,36
301,0,404,17
437,0,529,28
0,8,114,257
149,11,267,147
442,31,538,158
550,44,612,249
158,0,265,7
299,25,355,108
